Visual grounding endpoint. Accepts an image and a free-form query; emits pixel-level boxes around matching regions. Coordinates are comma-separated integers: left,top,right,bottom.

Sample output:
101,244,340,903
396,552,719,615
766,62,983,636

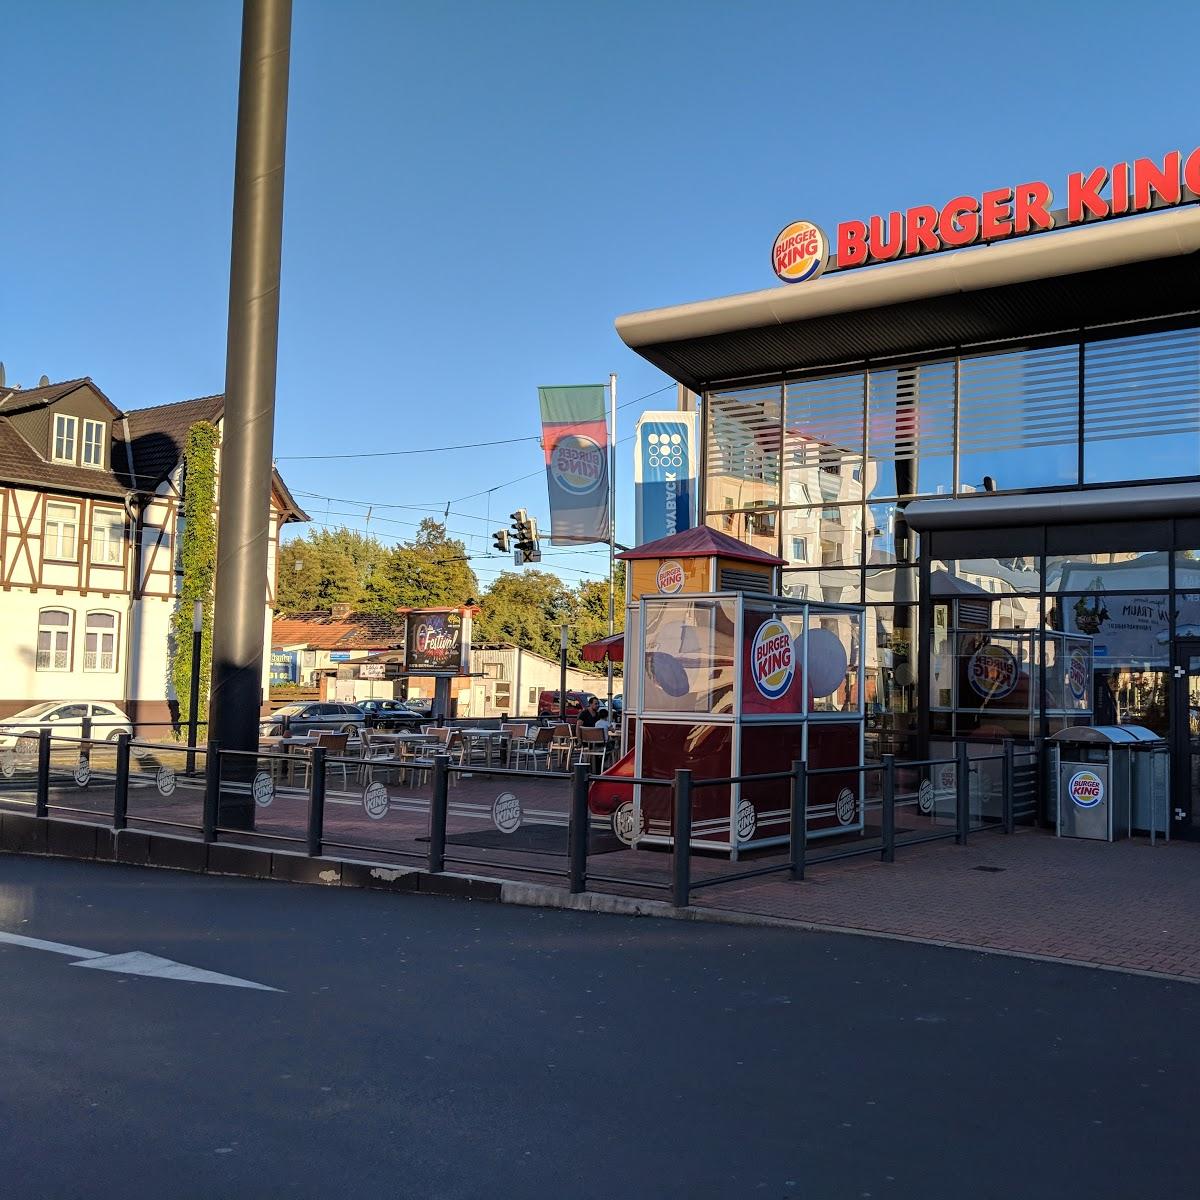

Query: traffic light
509,509,540,564
491,529,510,554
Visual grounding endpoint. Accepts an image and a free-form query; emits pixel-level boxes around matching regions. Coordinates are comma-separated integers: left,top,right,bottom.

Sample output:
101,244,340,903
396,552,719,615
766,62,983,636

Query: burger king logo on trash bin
1068,769,1104,809
656,559,685,594
772,220,829,283
751,619,794,700
550,434,605,495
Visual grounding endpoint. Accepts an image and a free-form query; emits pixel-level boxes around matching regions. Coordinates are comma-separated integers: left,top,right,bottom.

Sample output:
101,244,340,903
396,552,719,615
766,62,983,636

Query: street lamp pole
187,598,203,775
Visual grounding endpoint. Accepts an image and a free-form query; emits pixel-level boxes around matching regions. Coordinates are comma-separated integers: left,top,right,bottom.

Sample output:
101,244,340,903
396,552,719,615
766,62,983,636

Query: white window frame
81,419,106,468
44,501,79,561
52,414,78,463
83,611,119,673
36,609,73,672
90,507,125,566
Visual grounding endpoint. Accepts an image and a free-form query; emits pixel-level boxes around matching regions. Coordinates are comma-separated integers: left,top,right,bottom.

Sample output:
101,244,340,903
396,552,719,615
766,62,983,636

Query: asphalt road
0,855,1195,1200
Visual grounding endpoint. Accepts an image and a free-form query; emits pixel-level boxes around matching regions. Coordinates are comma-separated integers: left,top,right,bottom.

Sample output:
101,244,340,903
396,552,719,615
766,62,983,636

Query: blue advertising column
634,411,698,546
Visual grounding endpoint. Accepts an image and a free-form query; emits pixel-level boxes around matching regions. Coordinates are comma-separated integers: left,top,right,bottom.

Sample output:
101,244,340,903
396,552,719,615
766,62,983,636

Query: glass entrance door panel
1172,641,1200,840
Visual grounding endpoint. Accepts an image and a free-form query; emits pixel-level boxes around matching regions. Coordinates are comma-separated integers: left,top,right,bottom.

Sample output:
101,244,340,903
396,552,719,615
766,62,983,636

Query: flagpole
607,372,617,716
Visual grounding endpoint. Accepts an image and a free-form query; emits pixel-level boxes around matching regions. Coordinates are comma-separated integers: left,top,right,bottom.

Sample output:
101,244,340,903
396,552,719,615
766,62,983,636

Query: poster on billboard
270,650,298,685
634,411,697,545
402,608,471,675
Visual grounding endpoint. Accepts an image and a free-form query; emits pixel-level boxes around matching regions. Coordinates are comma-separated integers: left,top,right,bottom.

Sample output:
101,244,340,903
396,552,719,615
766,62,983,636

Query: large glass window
1044,550,1169,593
44,502,79,560
705,386,781,514
36,609,73,671
781,506,861,566
783,372,865,504
1084,328,1200,484
957,344,1079,492
84,611,119,672
867,361,955,498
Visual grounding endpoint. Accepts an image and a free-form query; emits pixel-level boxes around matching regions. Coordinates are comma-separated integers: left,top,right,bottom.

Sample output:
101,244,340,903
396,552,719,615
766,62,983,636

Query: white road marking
0,930,279,991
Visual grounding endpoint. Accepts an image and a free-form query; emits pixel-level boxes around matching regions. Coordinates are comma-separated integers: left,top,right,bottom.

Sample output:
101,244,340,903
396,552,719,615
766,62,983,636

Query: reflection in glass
641,598,737,715
808,610,862,713
957,344,1079,492
783,373,864,503
867,361,954,498
933,557,1041,593
705,386,781,513
864,606,917,758
864,568,919,605
1045,549,1168,592
866,502,917,565
782,568,861,605
781,506,861,567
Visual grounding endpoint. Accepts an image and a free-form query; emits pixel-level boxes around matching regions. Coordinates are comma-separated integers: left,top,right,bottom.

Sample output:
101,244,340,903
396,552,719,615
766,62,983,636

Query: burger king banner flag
538,385,611,546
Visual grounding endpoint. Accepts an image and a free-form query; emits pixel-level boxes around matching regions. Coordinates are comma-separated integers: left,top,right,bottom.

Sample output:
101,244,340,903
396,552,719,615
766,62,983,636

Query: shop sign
634,412,697,544
774,146,1200,281
363,781,390,821
656,560,685,594
1068,769,1104,810
359,662,386,680
836,787,856,825
492,791,522,833
750,619,795,700
329,651,352,663
1067,646,1090,702
253,771,275,808
403,609,467,675
968,643,1018,700
270,649,299,684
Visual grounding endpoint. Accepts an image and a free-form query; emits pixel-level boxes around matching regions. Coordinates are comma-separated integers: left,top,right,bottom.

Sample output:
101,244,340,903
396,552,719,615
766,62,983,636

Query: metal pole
568,761,590,894
187,598,202,776
209,0,292,830
955,740,970,846
672,768,692,908
607,372,616,716
789,758,807,881
306,746,326,856
559,624,568,723
1002,738,1015,834
881,754,896,863
35,728,50,818
113,733,131,831
202,742,220,843
428,753,449,872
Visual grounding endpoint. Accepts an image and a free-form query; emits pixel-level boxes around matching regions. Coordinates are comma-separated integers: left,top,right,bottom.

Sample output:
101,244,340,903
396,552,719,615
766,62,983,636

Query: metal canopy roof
615,207,1200,391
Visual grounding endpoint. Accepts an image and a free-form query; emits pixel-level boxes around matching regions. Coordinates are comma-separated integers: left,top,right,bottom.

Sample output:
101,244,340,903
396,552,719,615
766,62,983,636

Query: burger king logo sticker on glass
1068,769,1104,809
751,619,795,700
1068,646,1089,702
968,643,1019,701
550,434,605,495
656,559,685,594
772,220,829,284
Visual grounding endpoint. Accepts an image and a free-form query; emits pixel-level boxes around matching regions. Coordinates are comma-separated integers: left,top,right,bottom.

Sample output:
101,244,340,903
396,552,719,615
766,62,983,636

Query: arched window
84,611,119,673
36,609,73,672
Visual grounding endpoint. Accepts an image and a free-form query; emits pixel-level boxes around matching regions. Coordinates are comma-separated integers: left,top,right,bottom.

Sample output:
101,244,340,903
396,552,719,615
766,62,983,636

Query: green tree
474,569,573,660
276,528,392,613
169,421,218,729
383,519,479,610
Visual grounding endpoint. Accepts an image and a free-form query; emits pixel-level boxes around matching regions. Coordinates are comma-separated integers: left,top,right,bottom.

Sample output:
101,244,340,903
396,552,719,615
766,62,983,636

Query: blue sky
3,0,1197,589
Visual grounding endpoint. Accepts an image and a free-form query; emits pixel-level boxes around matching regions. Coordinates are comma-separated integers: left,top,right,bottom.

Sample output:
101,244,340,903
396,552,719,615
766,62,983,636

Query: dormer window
52,414,77,463
81,419,105,468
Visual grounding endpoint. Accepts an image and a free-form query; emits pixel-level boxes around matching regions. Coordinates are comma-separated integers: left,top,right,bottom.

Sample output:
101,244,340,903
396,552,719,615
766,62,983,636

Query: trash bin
1048,725,1165,842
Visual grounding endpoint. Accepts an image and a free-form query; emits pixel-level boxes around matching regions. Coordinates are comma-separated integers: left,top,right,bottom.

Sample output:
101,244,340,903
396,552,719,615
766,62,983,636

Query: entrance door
1171,639,1200,840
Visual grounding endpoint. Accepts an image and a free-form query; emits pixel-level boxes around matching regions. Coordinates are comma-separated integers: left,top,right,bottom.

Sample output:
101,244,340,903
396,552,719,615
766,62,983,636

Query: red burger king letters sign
773,147,1200,282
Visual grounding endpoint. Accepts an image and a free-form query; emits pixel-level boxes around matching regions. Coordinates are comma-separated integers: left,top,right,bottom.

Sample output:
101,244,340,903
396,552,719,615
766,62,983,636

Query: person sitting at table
594,707,610,734
578,697,601,728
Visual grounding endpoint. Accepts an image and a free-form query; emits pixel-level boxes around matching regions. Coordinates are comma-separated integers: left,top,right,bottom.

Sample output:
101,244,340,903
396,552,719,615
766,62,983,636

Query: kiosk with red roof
585,527,865,859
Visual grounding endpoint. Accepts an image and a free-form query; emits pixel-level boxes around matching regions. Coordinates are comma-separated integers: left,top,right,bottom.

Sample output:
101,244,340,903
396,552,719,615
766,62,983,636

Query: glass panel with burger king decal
640,597,737,715
807,610,863,713
738,723,804,842
638,721,733,842
741,604,806,718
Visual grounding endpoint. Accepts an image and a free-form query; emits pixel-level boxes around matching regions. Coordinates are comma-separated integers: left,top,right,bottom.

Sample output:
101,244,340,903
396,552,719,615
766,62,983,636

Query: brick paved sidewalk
697,829,1200,981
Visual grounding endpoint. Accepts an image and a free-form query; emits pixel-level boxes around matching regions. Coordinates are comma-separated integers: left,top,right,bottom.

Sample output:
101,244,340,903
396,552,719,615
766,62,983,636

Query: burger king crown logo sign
656,559,685,594
968,643,1019,701
550,433,605,495
751,619,794,700
1068,769,1104,809
772,220,829,284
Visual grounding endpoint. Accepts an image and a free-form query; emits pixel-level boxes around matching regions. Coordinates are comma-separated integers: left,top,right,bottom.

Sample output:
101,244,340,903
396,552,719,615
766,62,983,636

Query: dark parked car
357,699,425,729
259,702,366,738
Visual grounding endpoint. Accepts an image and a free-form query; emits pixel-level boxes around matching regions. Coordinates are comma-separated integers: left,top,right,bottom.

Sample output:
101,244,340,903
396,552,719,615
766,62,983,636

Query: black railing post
202,741,220,843
428,753,449,872
113,733,131,831
955,740,970,846
672,768,692,908
789,759,807,882
881,754,896,863
306,746,327,857
568,761,590,895
35,727,51,818
1002,738,1015,834
81,716,92,761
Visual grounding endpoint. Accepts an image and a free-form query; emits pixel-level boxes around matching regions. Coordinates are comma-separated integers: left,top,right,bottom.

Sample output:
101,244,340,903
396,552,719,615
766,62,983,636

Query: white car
0,701,134,748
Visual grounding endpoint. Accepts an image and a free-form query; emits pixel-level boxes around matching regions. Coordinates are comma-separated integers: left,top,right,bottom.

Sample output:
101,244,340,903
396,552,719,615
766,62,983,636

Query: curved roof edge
615,206,1200,350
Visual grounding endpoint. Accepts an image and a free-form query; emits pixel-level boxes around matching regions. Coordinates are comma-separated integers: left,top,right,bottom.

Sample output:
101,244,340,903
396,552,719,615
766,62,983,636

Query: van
537,690,597,718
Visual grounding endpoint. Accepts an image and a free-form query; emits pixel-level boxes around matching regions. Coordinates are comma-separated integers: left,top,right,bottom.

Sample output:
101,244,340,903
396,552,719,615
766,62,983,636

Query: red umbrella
582,632,624,663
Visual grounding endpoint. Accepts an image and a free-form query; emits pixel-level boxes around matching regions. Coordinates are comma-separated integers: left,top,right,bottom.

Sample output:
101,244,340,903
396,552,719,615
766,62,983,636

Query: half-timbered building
0,376,306,726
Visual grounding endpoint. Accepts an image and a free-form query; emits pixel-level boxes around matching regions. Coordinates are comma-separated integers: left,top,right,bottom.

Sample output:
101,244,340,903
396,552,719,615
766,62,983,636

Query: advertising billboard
270,650,298,685
634,411,697,546
402,608,472,675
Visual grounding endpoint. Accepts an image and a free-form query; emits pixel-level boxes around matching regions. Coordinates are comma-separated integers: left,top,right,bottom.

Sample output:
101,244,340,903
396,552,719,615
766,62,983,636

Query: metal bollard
789,759,807,881
428,753,449,873
113,733,131,831
568,761,590,894
306,746,327,857
35,727,51,818
1002,738,1015,834
881,753,896,863
202,741,221,843
672,768,692,908
955,740,970,846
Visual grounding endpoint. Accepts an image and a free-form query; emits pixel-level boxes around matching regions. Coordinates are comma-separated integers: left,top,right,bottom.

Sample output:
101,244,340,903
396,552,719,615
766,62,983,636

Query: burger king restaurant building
616,148,1200,841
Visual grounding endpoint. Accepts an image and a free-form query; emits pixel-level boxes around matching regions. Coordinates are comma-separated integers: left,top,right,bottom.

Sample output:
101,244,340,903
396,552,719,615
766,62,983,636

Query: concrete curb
3,811,1197,986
